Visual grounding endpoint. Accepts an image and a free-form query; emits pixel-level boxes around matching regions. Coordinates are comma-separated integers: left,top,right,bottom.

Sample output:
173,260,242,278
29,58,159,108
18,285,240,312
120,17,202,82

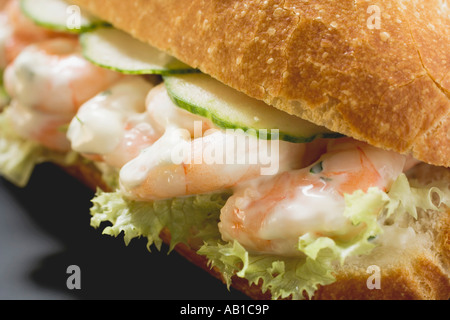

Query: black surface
0,163,249,300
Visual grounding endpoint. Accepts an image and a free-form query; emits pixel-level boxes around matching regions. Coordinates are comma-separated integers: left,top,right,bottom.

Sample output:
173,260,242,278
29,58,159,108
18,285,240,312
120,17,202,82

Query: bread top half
72,0,450,167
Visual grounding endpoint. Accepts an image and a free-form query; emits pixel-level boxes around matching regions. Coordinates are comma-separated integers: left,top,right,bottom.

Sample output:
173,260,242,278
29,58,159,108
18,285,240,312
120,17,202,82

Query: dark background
0,163,249,300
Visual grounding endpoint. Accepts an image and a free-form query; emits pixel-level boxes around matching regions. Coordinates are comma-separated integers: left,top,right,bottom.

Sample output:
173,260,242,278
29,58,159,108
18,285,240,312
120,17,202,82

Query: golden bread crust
313,255,450,300
72,0,449,167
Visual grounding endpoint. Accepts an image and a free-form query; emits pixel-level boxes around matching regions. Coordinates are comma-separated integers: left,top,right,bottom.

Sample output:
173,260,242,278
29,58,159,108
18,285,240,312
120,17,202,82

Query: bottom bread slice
62,161,450,300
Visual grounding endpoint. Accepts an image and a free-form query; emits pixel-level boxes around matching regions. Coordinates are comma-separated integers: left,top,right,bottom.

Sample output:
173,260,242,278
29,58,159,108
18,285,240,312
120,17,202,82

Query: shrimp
118,85,308,200
218,138,411,256
67,76,159,169
4,37,122,151
119,125,307,201
6,101,72,151
116,83,314,200
69,81,219,171
0,3,13,69
0,0,65,68
0,0,11,10
4,38,122,117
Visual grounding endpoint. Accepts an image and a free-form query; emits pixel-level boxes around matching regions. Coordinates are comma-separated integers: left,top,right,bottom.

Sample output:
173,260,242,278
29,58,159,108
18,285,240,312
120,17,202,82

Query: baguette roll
72,0,450,168
1,0,448,300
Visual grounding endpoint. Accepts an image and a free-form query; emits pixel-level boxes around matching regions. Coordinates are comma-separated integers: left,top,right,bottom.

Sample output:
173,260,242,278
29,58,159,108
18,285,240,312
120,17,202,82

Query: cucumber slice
80,28,197,75
164,74,341,143
21,0,107,33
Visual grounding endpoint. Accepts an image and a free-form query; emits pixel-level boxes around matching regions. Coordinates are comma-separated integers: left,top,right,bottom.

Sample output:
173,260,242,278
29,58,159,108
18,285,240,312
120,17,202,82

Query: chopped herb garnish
75,116,84,124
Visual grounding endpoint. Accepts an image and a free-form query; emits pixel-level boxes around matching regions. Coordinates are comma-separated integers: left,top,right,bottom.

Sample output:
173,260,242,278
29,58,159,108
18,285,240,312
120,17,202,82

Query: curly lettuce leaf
0,109,78,187
198,174,450,300
198,239,337,300
90,189,231,252
0,86,9,109
92,162,120,191
198,188,387,300
0,69,9,110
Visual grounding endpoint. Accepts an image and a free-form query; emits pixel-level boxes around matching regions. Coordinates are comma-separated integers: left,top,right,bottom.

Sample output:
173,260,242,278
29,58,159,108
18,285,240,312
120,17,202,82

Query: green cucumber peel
164,73,342,143
80,27,199,75
21,0,108,34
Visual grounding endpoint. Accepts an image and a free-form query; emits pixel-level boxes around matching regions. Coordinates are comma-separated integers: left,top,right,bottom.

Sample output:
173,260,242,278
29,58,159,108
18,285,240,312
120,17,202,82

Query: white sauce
119,126,191,196
259,186,348,241
4,39,121,116
118,84,220,190
7,100,72,150
375,225,417,249
5,42,76,113
67,76,153,155
219,175,352,256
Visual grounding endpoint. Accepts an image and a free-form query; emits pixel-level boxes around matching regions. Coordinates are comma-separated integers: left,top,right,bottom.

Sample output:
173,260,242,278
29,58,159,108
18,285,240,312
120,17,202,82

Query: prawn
0,0,65,68
4,37,122,151
119,86,308,201
68,81,216,170
4,37,122,117
7,100,73,151
70,81,225,172
67,76,160,169
119,125,307,201
0,0,10,10
218,137,414,256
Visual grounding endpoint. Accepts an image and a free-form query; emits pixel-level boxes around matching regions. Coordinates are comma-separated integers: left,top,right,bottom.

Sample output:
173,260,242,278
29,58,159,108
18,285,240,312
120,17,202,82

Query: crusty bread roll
64,0,449,299
72,0,450,168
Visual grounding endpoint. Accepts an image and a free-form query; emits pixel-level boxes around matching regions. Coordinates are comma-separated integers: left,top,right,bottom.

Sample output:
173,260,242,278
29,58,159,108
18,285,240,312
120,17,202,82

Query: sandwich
0,0,449,300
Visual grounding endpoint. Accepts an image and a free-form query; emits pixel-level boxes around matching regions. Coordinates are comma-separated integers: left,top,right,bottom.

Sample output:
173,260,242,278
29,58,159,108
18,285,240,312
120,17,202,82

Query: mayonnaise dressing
119,126,191,198
5,41,79,113
7,100,72,151
67,76,154,155
4,38,121,116
218,173,351,256
118,84,220,191
119,83,307,196
259,186,348,241
217,138,411,256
